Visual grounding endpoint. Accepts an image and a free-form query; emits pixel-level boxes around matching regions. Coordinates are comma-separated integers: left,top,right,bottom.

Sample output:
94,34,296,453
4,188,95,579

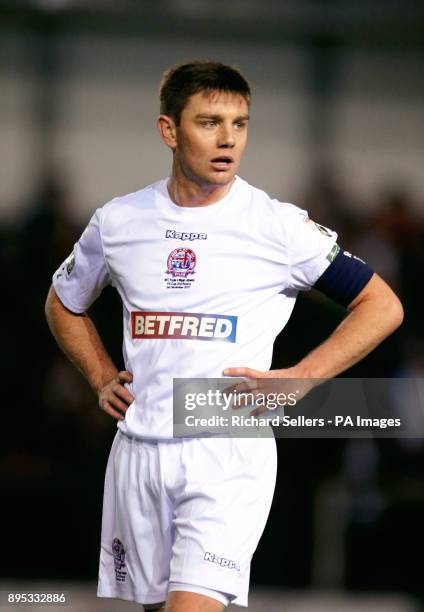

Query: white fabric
97,431,277,607
53,176,336,606
53,176,337,440
168,581,231,607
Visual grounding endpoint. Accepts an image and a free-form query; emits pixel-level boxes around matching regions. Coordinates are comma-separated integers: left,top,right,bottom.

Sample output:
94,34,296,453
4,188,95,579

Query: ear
157,114,177,150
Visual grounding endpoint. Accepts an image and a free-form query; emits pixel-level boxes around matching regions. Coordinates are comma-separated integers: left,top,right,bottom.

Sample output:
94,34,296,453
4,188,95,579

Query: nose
217,124,235,148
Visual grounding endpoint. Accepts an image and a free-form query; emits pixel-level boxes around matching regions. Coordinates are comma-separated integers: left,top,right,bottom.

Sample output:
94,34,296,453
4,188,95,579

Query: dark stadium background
1,2,423,611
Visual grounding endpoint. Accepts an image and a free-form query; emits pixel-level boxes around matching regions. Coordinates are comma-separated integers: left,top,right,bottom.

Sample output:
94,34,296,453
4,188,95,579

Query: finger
223,381,253,395
223,380,261,409
101,400,126,421
221,385,251,409
113,384,135,405
118,370,133,383
250,407,260,417
250,406,269,417
222,381,242,396
108,395,130,414
233,379,260,392
223,367,260,378
222,381,240,395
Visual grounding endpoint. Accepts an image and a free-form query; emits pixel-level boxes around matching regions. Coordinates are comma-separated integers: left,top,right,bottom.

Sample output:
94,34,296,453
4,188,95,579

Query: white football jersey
53,176,337,439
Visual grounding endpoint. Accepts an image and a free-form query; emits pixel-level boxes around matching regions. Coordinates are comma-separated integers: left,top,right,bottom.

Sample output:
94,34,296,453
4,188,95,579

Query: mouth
210,156,234,171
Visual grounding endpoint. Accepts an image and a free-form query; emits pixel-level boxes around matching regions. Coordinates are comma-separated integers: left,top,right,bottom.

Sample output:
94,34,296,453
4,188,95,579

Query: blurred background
1,1,423,610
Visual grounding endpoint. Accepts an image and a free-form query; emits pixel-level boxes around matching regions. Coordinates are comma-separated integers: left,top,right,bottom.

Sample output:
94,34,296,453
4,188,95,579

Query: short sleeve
287,210,338,291
52,209,110,313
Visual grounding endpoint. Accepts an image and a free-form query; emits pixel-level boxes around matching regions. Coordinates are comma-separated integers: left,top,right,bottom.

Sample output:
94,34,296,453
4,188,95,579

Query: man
45,61,403,611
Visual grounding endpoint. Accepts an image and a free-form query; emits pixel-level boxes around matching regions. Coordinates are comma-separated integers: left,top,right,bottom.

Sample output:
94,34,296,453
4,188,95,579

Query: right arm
45,285,134,421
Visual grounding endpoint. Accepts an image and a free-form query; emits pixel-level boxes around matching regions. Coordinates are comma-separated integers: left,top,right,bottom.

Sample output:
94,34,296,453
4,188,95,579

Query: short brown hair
159,61,251,124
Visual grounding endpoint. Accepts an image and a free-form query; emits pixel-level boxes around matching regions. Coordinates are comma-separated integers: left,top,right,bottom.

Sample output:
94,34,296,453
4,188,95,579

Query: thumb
118,370,133,383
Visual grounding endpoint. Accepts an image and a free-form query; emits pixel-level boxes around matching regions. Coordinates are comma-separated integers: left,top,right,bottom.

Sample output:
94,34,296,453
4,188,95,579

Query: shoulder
96,179,164,231
237,177,309,240
238,177,306,217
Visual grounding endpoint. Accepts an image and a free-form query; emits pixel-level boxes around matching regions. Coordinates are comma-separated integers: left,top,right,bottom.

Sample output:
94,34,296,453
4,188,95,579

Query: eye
234,121,247,129
201,120,217,128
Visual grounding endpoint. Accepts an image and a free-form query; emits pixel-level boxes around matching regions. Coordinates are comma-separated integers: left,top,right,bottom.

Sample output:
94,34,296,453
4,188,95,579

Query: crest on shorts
167,248,196,278
112,538,127,582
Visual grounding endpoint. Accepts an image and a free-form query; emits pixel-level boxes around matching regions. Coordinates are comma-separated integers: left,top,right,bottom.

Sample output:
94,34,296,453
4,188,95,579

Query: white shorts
97,431,277,607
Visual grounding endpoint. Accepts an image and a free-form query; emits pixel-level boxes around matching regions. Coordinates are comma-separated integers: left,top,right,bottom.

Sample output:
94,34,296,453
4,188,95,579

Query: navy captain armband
314,246,374,308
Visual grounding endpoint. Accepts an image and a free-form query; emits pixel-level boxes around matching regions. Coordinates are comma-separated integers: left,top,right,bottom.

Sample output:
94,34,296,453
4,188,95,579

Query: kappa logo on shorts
112,538,127,583
131,311,237,342
204,552,240,571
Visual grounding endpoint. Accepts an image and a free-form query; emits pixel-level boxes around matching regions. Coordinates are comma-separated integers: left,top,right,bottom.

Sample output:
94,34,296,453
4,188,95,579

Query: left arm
224,272,403,382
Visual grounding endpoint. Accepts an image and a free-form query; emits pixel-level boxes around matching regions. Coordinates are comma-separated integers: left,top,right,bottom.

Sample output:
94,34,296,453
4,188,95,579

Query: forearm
292,274,404,380
45,286,118,393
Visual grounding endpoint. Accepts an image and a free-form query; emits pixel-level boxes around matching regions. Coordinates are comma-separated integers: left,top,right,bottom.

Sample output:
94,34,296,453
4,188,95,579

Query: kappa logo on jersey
166,229,207,241
167,248,196,278
204,552,240,571
112,538,127,583
131,311,237,342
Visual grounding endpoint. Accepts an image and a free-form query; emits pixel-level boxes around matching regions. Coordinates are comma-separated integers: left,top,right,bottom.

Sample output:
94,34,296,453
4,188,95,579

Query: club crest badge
167,248,196,278
65,251,75,275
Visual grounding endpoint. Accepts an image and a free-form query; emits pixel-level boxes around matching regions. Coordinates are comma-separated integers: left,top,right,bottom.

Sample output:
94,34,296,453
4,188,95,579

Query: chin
208,172,236,186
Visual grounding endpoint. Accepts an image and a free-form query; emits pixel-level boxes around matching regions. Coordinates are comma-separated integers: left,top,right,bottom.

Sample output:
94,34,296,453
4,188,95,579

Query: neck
167,162,234,208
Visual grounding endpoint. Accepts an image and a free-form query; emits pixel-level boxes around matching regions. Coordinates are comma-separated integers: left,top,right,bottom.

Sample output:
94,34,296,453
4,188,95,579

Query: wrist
92,367,119,395
282,364,323,390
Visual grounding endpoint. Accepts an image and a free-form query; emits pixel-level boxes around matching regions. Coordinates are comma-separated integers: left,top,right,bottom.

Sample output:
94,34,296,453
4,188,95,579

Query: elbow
45,285,66,326
393,298,404,330
387,294,404,334
45,286,56,330
45,285,56,320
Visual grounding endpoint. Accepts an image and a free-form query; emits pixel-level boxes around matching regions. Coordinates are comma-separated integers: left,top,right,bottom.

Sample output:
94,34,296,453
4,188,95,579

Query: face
167,90,249,188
